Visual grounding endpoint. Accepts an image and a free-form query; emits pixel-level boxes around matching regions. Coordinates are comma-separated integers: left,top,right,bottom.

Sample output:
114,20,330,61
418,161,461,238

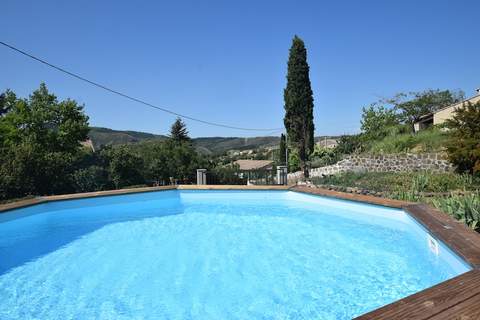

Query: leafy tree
0,90,16,116
279,133,287,165
288,148,301,172
283,35,315,177
310,145,340,168
130,139,205,185
169,117,190,143
361,104,399,140
72,166,109,192
101,146,145,189
445,102,480,175
0,83,89,199
211,163,246,185
386,89,463,132
335,134,365,155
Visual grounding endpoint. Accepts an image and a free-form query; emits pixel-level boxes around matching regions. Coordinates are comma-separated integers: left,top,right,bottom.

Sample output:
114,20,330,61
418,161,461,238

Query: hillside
193,136,280,154
88,127,166,150
88,127,339,154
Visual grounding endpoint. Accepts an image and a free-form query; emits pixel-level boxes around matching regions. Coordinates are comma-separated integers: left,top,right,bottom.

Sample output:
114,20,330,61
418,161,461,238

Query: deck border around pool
1,184,480,319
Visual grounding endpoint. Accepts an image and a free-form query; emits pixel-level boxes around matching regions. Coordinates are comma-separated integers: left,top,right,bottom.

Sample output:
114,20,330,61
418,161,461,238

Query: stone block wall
288,153,453,184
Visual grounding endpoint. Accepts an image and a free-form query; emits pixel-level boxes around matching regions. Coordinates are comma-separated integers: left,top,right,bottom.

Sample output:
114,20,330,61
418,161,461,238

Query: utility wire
0,41,284,132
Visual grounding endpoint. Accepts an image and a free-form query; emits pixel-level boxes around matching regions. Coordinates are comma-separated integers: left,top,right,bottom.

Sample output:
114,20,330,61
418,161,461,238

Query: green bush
432,194,480,231
210,164,246,185
72,166,110,193
310,146,340,168
335,134,365,155
445,101,480,175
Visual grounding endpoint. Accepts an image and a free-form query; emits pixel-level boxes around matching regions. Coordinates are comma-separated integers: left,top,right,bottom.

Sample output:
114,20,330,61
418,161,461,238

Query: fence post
196,169,207,185
277,166,287,185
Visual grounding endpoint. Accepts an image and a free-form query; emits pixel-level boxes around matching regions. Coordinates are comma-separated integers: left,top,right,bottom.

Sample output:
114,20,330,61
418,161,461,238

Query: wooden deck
356,270,480,320
2,184,480,319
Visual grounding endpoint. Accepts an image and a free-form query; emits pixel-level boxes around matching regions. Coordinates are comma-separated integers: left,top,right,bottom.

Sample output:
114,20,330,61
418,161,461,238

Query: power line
0,41,284,132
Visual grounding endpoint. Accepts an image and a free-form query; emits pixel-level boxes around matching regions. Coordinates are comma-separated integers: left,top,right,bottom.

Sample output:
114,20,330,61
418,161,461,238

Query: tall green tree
360,104,399,141
169,117,190,143
445,102,480,175
283,35,315,177
101,146,144,189
0,83,89,199
279,133,287,165
385,89,463,132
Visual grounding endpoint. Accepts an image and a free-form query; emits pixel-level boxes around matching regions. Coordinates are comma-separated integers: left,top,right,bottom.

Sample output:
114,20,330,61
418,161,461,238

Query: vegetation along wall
288,153,453,183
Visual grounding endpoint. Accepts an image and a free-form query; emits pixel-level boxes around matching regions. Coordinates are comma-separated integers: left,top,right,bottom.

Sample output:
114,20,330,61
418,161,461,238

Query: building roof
433,93,480,114
414,93,480,124
233,160,273,171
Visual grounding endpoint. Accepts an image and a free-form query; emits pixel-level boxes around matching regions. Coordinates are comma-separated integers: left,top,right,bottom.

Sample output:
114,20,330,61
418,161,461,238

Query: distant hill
88,127,166,150
88,127,340,154
193,137,280,154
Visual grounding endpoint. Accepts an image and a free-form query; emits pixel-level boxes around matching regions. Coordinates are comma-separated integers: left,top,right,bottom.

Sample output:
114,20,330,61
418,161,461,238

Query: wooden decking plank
355,270,480,319
426,292,480,319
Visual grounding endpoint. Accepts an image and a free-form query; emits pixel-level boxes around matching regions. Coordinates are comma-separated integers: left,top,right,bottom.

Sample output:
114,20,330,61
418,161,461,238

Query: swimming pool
0,190,471,319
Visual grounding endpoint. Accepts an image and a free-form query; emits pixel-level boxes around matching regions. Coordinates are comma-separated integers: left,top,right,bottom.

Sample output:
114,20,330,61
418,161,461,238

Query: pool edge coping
2,184,480,319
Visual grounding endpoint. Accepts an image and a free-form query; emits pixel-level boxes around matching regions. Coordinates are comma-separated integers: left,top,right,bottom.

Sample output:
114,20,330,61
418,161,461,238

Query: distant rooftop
234,160,273,171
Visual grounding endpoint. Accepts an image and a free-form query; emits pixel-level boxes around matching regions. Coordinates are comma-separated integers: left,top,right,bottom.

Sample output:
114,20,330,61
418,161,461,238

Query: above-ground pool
0,190,471,319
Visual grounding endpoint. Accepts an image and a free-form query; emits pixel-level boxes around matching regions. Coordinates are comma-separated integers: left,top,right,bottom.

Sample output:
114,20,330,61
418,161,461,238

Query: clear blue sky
1,0,478,137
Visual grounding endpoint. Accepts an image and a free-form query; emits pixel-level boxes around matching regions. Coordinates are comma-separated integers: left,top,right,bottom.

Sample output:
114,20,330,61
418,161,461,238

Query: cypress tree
279,133,287,165
283,35,315,177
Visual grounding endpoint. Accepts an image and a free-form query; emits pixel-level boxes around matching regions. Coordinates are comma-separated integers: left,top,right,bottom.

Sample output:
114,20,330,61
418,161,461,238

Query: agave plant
432,193,480,231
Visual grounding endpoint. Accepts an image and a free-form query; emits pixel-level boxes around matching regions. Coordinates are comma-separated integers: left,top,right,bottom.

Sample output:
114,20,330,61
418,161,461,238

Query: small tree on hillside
283,35,315,177
169,117,190,143
279,133,286,165
445,102,480,175
386,89,463,132
361,104,399,141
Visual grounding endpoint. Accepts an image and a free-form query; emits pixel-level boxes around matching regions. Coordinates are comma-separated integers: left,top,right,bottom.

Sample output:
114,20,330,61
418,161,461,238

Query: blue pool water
0,190,471,319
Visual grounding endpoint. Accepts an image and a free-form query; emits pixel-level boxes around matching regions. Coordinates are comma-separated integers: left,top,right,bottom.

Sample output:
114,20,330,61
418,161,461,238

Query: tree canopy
283,35,315,177
445,101,480,175
169,117,190,143
384,89,463,131
361,104,400,141
0,85,207,200
0,83,90,198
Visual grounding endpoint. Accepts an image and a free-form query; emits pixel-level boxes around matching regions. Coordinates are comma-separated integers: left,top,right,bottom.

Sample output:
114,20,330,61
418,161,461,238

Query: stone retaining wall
288,153,453,183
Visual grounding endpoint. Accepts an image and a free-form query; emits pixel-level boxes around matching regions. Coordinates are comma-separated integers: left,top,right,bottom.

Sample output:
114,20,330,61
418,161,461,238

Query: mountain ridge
88,127,339,155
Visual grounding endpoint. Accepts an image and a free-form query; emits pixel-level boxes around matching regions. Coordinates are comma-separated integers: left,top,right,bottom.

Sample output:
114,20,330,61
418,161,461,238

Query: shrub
72,166,110,193
432,194,480,231
310,146,340,168
445,101,480,175
209,164,246,185
335,134,365,155
361,104,399,141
